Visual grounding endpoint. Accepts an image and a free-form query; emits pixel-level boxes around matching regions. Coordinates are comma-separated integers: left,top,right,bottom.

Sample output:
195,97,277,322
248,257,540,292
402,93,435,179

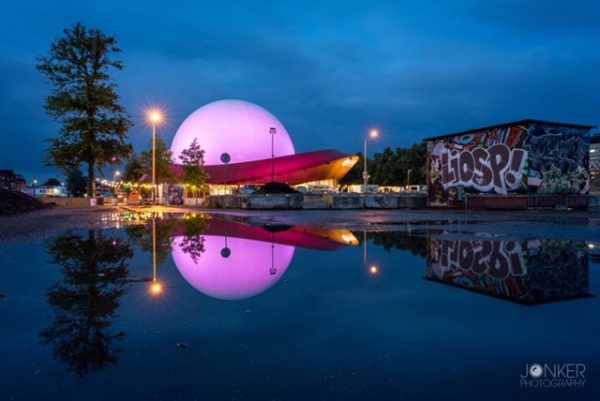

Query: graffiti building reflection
426,237,590,304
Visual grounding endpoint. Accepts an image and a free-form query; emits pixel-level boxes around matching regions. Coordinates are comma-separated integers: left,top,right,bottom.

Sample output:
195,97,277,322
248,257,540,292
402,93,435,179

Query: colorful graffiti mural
427,122,591,205
426,237,589,304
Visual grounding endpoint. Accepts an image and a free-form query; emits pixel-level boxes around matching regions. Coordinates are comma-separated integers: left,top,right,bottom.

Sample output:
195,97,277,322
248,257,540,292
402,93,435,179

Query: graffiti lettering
430,239,526,280
441,144,527,194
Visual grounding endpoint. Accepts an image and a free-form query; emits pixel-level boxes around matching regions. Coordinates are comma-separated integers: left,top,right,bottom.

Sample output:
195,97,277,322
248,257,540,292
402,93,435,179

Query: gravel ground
0,206,122,244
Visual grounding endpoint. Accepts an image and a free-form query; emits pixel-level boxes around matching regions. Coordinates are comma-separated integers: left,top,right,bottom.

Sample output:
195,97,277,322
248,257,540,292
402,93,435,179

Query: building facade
590,133,600,193
0,169,26,191
425,119,594,208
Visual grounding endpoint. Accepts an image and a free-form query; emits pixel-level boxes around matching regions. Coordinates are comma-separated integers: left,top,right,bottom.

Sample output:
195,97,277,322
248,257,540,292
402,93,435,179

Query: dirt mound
0,189,48,215
254,182,299,194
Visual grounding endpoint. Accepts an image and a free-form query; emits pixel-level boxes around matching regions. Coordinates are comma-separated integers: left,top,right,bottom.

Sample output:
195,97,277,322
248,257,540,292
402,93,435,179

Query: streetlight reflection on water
149,217,164,297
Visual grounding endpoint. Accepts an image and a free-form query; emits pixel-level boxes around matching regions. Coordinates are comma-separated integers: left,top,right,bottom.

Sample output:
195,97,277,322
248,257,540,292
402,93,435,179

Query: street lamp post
148,110,163,205
32,179,38,198
269,127,276,182
407,169,412,187
363,129,379,193
114,170,120,196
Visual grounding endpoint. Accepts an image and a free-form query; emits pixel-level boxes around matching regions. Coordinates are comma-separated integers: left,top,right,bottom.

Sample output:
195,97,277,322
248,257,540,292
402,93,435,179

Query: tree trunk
87,161,95,198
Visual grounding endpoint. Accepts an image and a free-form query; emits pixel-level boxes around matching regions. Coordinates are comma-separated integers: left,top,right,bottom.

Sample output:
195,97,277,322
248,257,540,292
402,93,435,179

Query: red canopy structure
172,149,358,185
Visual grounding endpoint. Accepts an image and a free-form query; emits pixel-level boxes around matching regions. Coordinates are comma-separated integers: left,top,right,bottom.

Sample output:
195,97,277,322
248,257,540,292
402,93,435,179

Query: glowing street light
363,129,379,193
369,265,379,275
147,109,163,205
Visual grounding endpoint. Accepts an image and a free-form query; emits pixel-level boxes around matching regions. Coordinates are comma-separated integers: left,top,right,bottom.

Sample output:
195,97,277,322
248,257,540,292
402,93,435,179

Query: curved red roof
172,149,358,185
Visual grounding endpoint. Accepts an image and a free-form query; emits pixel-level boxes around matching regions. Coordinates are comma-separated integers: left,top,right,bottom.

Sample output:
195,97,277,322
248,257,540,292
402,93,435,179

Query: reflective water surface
0,213,599,400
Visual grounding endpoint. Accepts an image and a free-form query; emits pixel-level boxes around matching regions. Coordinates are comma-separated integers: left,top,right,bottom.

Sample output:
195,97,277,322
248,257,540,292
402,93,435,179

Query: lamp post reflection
363,230,379,275
149,217,164,296
270,231,276,275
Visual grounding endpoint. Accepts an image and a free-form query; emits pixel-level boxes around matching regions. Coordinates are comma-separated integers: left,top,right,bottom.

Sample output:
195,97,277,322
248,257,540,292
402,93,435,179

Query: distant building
21,183,67,198
424,119,595,209
0,169,26,191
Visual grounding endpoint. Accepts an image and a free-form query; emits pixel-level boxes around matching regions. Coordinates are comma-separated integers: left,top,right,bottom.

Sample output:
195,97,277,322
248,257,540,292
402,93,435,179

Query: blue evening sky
1,0,599,181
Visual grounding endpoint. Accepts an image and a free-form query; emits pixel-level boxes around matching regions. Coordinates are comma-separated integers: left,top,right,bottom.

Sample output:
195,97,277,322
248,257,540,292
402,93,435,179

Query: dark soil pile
254,182,299,194
0,189,48,215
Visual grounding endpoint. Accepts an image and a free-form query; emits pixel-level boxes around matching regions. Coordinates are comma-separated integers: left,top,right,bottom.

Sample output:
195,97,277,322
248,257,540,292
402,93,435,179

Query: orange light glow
148,109,163,124
369,129,379,139
150,281,163,296
369,265,379,275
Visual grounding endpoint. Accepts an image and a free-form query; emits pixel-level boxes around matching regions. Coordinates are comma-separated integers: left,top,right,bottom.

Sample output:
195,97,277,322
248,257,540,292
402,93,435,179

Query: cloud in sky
1,0,599,180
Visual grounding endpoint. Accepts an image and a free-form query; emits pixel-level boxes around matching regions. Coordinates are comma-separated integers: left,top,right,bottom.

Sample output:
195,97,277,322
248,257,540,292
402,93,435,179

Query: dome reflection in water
170,216,358,301
172,235,294,301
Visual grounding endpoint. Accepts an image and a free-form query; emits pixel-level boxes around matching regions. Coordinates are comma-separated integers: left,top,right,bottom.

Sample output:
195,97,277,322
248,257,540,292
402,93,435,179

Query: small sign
221,247,231,258
269,127,277,135
220,152,231,164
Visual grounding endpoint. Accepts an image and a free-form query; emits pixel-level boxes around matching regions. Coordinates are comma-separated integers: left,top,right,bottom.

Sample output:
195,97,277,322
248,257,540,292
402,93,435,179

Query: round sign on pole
220,152,231,164
221,247,231,258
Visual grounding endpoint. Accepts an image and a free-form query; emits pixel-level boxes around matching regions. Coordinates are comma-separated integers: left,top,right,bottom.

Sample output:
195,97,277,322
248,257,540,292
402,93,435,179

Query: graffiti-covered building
425,119,595,209
590,133,600,193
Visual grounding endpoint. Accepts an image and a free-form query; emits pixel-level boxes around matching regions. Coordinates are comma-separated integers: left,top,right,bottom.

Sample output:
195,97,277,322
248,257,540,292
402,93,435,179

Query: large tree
340,143,427,186
137,136,178,184
179,138,209,198
66,169,87,197
37,22,133,197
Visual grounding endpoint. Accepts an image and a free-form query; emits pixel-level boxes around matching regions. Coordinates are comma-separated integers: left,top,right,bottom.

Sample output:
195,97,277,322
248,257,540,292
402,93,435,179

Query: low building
0,169,26,191
424,119,595,209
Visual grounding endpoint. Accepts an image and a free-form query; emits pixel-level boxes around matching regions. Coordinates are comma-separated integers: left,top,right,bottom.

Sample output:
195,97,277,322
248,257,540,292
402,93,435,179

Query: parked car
236,185,256,195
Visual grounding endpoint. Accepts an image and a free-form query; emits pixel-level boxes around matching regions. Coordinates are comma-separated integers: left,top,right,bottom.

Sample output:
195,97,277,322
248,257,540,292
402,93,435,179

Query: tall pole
363,138,368,193
152,123,156,205
270,127,276,182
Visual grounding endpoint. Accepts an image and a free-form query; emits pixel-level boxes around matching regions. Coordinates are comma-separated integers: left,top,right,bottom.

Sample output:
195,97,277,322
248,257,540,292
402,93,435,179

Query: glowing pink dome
171,99,296,165
171,235,295,300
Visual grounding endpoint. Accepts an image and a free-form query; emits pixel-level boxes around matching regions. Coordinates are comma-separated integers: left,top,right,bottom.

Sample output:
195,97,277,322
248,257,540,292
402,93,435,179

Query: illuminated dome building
170,99,358,188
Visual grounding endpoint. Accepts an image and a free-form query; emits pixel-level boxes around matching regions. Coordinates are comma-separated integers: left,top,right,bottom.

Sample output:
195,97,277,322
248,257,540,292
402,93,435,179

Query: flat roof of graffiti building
423,119,596,142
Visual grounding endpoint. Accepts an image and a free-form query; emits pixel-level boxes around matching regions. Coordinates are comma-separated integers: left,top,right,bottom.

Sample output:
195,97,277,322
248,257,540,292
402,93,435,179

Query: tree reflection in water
40,230,134,377
367,231,427,257
179,214,209,262
125,217,179,265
